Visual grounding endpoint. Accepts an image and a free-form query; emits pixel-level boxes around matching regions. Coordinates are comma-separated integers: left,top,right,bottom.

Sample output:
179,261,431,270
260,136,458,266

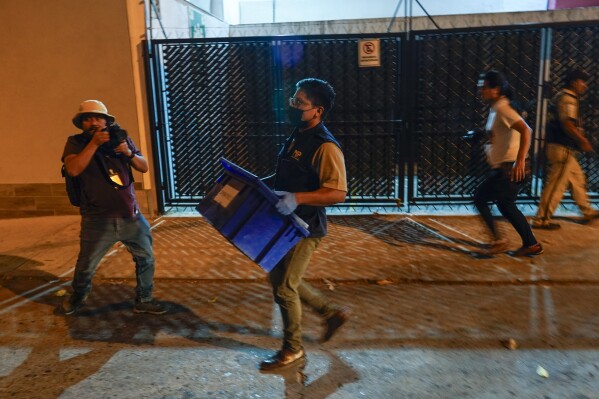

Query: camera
463,129,485,142
100,123,128,157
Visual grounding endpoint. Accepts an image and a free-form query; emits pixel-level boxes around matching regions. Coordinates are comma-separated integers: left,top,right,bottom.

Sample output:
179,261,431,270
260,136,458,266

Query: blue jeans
72,213,155,302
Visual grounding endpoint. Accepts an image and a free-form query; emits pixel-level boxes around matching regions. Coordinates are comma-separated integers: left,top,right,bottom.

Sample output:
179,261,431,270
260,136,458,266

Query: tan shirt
312,142,347,192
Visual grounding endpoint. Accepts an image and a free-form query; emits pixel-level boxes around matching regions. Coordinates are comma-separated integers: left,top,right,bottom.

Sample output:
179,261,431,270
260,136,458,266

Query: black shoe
63,292,88,315
133,299,167,314
510,243,544,257
259,348,306,371
321,307,351,343
531,222,561,230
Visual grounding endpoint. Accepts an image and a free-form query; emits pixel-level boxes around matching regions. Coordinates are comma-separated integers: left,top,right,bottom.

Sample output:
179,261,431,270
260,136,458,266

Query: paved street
0,214,598,398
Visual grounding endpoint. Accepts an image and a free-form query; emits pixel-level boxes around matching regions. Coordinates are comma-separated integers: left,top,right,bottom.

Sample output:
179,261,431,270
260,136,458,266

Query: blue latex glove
274,190,297,215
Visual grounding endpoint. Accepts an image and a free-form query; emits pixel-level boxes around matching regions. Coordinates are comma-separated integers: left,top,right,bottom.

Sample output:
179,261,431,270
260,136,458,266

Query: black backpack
62,134,87,207
62,165,82,206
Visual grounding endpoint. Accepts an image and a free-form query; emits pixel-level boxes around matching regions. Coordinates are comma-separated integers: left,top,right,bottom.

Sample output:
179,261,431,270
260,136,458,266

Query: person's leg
567,156,597,217
296,241,351,343
473,172,501,240
119,214,166,314
72,218,118,295
297,281,336,318
65,218,118,314
495,173,538,247
296,237,334,319
261,239,319,370
534,143,571,225
267,238,319,353
119,214,155,302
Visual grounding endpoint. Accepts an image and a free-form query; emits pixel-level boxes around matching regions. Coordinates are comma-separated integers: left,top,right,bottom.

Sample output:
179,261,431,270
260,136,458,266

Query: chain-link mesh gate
146,22,599,212
549,25,599,194
151,39,278,204
408,28,542,203
276,37,402,204
148,35,402,209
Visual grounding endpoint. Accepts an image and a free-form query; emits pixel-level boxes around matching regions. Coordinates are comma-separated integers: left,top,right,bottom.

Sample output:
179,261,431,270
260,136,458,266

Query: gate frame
144,21,599,214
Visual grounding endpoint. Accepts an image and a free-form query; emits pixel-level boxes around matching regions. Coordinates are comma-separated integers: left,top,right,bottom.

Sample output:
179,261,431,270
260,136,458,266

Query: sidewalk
3,213,598,283
1,214,598,398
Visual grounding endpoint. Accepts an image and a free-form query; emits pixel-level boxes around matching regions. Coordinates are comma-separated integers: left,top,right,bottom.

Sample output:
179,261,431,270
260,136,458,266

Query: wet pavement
1,213,599,398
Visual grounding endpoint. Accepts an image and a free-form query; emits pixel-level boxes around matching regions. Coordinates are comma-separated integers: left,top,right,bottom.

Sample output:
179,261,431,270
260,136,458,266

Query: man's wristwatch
127,152,136,160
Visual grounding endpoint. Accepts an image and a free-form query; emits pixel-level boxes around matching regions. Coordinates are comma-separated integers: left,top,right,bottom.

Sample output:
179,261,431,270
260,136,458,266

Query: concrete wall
1,1,597,219
149,0,229,39
0,0,155,218
229,7,599,36
235,0,549,25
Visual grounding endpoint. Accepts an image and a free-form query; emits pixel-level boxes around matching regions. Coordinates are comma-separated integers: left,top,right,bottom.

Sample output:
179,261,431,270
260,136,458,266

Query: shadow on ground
0,271,361,398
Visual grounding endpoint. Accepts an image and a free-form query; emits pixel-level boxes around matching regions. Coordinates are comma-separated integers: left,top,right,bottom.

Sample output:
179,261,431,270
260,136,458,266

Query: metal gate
146,22,599,213
408,27,543,203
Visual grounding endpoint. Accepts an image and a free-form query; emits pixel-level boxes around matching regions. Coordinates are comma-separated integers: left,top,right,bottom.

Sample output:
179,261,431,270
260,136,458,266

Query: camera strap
93,153,135,190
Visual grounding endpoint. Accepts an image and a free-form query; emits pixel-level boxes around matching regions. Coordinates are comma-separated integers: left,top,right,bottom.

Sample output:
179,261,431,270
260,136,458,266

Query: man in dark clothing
259,79,351,372
532,69,599,229
61,100,166,315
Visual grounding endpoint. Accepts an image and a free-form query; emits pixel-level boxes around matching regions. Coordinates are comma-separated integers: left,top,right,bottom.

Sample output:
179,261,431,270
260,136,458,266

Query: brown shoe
582,211,599,224
509,243,544,257
259,348,306,371
484,239,509,255
531,221,561,230
322,307,351,343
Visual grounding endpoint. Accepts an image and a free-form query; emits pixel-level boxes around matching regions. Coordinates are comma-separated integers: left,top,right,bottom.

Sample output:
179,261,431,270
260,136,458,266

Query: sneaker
510,243,544,257
321,307,351,343
582,211,599,224
259,348,306,371
484,239,509,255
531,221,561,230
133,299,167,314
62,292,88,315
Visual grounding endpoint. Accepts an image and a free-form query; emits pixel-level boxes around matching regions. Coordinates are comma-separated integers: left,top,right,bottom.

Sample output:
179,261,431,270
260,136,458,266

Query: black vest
274,123,341,238
546,90,580,150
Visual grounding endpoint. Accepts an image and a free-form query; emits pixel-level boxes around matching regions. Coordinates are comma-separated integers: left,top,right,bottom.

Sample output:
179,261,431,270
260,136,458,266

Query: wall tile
0,210,54,218
14,184,53,197
0,184,154,219
0,185,15,197
0,197,36,210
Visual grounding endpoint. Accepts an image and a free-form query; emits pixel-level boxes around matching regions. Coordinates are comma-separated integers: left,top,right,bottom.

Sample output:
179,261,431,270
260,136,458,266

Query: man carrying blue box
260,78,351,371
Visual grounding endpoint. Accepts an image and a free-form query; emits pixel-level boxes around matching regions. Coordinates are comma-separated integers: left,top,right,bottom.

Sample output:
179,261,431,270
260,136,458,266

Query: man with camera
61,100,166,315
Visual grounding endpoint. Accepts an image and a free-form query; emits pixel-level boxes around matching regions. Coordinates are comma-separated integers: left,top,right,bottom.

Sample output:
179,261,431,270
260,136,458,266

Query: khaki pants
534,143,593,222
268,237,337,353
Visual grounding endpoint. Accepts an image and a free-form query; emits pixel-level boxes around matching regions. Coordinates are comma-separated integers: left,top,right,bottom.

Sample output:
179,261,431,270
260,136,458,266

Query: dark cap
565,68,590,85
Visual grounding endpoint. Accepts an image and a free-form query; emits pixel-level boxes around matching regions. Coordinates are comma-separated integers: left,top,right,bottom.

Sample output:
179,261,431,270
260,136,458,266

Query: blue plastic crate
196,158,310,272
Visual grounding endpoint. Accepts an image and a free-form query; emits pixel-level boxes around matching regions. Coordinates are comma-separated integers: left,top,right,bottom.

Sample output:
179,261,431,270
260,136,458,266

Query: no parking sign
358,39,381,67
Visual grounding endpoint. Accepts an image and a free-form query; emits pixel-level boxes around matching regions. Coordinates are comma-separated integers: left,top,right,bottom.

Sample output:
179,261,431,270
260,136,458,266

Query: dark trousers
72,213,155,301
473,164,537,247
